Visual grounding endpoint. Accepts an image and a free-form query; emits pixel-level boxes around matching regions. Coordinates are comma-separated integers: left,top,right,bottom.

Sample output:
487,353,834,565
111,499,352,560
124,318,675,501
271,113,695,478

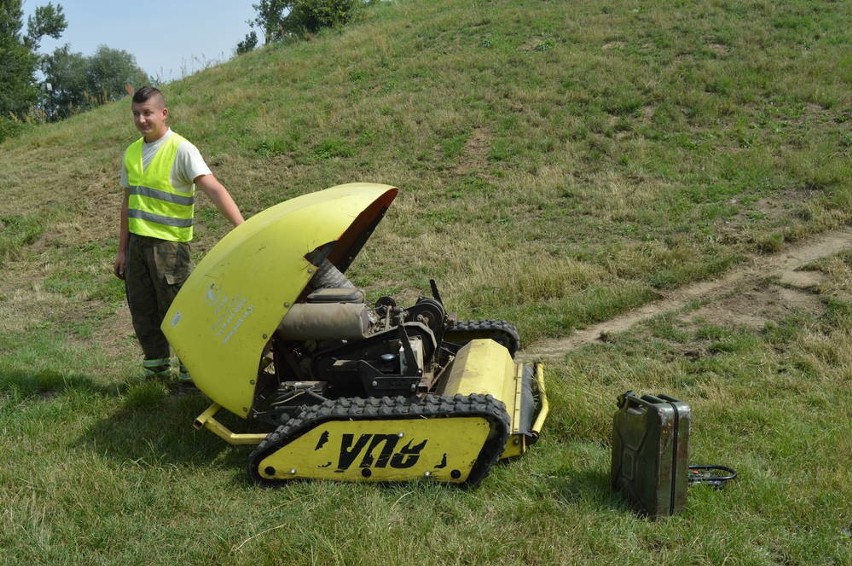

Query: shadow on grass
74,382,254,480
0,368,254,484
550,468,628,514
0,367,127,398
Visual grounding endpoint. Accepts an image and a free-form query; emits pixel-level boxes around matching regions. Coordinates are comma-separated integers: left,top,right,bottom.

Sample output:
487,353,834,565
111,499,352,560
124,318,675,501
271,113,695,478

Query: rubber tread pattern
248,393,511,488
444,319,521,356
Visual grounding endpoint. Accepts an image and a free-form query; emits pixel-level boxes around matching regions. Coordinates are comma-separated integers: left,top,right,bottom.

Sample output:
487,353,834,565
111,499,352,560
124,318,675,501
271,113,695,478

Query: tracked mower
162,183,548,487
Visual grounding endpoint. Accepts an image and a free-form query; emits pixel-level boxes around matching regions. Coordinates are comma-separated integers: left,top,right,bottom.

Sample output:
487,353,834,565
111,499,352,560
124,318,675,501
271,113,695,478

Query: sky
24,0,258,83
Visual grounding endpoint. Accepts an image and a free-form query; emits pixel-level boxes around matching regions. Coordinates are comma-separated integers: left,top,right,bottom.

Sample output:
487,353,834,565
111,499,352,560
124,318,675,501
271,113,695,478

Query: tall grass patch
0,0,850,563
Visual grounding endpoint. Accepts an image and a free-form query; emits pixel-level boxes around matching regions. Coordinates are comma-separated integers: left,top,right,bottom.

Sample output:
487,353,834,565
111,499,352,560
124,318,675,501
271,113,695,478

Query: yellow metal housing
442,339,542,459
161,183,398,417
256,417,492,483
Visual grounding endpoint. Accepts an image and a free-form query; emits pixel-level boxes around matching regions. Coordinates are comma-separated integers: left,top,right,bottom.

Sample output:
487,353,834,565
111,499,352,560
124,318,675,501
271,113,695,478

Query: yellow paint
441,340,547,459
257,416,490,483
193,403,267,445
442,339,517,400
162,183,398,417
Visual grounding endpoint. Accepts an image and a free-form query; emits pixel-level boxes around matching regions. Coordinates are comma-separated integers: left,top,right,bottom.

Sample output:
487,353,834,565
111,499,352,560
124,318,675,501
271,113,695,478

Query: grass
0,0,850,563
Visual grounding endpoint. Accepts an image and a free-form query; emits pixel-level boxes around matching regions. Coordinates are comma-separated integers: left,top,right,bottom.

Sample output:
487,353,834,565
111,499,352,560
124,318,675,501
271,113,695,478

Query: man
114,86,244,386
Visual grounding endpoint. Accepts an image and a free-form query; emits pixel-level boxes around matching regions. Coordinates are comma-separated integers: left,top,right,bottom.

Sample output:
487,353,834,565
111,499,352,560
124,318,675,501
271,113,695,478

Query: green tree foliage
0,0,66,119
241,0,366,51
39,45,87,120
236,30,259,55
24,1,65,49
288,0,361,35
39,45,148,121
250,0,289,45
0,1,35,119
85,46,149,104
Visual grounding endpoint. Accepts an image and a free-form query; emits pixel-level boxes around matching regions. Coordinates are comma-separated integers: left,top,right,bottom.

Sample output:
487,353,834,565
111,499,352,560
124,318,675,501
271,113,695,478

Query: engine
250,285,454,428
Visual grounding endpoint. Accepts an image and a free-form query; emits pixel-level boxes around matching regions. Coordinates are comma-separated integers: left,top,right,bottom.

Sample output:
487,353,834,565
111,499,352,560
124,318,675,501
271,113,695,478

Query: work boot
178,362,191,382
173,362,197,394
143,358,171,380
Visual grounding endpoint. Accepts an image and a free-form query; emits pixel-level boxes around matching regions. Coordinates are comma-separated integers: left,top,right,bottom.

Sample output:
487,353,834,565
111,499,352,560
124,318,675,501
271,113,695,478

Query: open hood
162,183,398,416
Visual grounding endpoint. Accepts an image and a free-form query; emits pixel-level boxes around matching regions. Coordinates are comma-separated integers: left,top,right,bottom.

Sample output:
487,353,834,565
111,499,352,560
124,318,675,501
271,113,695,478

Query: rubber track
445,319,521,356
248,393,511,487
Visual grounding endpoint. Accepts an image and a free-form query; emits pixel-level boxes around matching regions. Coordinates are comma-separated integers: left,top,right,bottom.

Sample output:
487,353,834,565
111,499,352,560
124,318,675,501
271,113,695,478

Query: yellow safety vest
124,133,195,242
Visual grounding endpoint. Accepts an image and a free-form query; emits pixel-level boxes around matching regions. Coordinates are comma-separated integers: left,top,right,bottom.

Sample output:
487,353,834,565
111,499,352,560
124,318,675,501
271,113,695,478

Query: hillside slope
1,0,849,356
0,2,850,563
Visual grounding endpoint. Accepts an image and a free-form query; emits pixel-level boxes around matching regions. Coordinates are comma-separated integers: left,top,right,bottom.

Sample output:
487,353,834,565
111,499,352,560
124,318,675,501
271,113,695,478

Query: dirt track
522,227,852,361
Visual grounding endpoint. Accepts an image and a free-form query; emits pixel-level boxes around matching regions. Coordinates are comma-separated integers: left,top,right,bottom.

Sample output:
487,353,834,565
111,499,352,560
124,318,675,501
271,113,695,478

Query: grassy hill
1,0,850,563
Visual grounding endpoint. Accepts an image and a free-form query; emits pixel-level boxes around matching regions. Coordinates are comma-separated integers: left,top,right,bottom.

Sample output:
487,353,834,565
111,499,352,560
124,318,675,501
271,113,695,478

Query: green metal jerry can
611,391,690,518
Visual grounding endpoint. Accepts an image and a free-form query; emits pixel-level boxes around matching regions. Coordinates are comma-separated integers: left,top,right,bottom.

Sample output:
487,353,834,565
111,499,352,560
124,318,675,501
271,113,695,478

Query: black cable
688,465,738,488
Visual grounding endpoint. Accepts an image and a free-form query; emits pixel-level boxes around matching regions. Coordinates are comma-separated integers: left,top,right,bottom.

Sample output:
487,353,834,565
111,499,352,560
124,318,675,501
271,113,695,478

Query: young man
114,86,244,385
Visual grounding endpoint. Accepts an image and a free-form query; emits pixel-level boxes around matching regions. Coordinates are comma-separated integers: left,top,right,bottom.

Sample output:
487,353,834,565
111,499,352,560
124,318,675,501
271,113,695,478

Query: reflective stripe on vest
124,133,195,242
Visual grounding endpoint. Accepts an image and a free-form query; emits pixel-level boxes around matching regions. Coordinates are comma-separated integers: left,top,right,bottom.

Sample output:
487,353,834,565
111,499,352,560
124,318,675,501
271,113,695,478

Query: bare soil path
522,227,852,361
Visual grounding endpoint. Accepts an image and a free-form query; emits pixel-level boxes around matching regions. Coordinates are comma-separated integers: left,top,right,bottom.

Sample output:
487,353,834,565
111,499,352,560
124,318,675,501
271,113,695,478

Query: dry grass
0,0,850,563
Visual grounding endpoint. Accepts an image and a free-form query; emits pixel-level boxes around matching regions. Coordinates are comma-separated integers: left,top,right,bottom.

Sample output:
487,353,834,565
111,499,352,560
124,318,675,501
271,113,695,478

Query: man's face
131,97,168,142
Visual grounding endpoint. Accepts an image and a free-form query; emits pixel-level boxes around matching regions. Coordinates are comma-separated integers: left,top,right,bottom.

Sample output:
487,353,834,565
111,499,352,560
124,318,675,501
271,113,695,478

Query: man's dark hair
132,86,165,105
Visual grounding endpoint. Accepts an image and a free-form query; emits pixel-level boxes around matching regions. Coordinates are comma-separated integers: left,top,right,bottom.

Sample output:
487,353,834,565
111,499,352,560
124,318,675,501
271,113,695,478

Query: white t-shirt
120,129,212,192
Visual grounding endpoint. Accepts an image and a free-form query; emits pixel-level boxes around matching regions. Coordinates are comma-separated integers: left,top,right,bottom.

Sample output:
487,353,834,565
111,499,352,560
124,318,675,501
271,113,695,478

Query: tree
250,0,290,45
287,0,361,35
40,44,148,121
240,0,364,51
236,30,258,55
24,1,65,50
39,45,87,120
86,46,149,104
0,0,66,118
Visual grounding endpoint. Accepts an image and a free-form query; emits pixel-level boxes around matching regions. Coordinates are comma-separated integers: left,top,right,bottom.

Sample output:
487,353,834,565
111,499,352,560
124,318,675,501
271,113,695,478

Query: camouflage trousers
124,234,191,369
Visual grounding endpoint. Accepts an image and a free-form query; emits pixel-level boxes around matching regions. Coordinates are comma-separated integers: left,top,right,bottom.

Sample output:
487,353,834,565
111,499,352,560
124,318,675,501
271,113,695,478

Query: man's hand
114,252,126,280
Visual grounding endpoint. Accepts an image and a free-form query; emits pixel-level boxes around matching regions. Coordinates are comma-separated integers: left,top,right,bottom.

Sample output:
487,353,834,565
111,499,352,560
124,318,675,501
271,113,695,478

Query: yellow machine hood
162,183,399,417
